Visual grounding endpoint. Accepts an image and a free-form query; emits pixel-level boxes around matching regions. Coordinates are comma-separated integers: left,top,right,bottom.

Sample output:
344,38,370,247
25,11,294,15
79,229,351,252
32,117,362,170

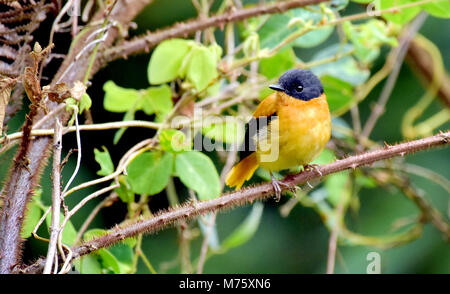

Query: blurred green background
2,0,448,273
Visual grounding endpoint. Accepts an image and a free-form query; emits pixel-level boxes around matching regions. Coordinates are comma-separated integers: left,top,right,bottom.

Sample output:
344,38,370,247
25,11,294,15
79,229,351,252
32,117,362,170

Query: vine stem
20,131,450,274
0,120,161,151
407,35,450,107
43,119,63,274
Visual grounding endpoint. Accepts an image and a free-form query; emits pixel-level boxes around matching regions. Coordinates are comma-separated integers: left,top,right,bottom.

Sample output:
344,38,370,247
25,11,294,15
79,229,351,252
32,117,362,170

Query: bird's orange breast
257,93,331,171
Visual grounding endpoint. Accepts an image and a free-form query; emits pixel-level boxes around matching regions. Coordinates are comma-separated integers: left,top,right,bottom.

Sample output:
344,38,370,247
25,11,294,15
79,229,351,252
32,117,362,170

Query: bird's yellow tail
225,152,259,190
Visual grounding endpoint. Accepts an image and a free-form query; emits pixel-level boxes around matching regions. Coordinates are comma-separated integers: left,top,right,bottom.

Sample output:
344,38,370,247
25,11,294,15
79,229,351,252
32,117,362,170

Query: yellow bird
225,69,331,200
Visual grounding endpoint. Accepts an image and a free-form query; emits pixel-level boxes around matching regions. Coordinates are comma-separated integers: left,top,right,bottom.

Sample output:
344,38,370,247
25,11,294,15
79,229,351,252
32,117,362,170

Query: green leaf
84,230,135,274
351,0,373,3
255,168,272,182
292,10,335,48
421,1,450,18
83,228,108,242
141,85,173,120
148,38,191,84
108,244,135,274
355,174,377,188
94,146,114,176
159,129,191,152
127,151,174,195
122,236,137,248
259,48,297,79
377,0,421,25
198,213,220,250
258,14,293,50
343,20,397,64
258,6,337,50
204,80,221,97
65,93,92,114
208,43,223,62
79,93,92,114
220,203,264,252
21,193,42,238
175,151,221,200
324,171,350,206
321,75,354,113
115,175,135,203
311,148,335,165
242,32,260,57
113,108,135,145
98,249,121,274
201,118,245,144
103,81,142,112
330,0,349,9
186,46,218,91
311,43,370,86
74,254,102,274
45,212,77,246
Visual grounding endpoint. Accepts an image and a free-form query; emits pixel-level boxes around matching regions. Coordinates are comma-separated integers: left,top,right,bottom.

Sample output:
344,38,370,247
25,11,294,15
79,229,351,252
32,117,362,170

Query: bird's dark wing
239,115,277,159
239,93,278,160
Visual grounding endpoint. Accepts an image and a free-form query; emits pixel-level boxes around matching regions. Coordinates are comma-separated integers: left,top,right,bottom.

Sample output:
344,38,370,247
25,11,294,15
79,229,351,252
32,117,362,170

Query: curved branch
407,37,450,108
20,131,450,274
99,0,329,66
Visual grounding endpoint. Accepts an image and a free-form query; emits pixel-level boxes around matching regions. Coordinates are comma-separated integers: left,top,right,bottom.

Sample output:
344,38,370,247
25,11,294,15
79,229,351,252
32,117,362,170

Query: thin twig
325,203,344,274
57,183,120,272
73,192,119,245
0,120,162,147
61,106,81,196
43,119,63,274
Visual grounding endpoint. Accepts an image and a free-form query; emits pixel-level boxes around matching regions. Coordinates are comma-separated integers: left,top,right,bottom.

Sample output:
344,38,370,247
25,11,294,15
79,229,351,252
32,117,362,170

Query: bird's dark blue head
269,69,323,101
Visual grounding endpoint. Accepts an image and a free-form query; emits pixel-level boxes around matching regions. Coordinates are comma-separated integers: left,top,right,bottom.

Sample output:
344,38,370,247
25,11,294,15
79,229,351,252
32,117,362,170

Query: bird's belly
257,105,331,171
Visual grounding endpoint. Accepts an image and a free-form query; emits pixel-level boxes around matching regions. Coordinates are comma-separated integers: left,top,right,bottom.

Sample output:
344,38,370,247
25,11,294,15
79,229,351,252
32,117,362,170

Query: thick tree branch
0,0,153,274
99,0,330,66
20,131,450,274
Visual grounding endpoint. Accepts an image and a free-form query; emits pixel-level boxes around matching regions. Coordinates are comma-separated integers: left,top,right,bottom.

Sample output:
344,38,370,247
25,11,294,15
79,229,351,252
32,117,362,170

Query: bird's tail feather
225,152,259,190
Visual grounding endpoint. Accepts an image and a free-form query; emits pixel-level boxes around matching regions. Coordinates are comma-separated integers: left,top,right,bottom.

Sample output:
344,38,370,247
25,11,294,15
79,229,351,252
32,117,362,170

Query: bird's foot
303,164,323,177
270,175,294,202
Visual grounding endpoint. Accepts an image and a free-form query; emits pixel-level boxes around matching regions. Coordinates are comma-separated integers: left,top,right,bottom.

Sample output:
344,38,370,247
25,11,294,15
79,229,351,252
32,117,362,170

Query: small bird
225,69,331,200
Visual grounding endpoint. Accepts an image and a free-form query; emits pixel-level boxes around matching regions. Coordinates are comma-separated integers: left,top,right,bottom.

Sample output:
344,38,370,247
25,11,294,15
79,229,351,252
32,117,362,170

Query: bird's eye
296,85,303,92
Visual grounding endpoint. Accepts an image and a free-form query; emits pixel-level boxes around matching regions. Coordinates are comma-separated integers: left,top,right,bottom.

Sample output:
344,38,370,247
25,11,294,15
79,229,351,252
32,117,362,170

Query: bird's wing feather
239,93,279,159
253,93,278,118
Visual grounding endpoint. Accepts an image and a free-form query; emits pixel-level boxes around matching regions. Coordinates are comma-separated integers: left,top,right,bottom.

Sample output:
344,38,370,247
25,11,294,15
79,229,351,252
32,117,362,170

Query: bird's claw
270,176,294,202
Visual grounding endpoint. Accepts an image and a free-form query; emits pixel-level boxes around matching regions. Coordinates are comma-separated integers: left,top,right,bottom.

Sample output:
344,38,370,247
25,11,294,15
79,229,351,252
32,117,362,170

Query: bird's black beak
269,84,285,92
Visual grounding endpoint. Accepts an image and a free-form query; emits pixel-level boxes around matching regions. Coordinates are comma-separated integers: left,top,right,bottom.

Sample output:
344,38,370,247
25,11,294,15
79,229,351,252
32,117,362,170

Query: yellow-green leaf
148,39,191,84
